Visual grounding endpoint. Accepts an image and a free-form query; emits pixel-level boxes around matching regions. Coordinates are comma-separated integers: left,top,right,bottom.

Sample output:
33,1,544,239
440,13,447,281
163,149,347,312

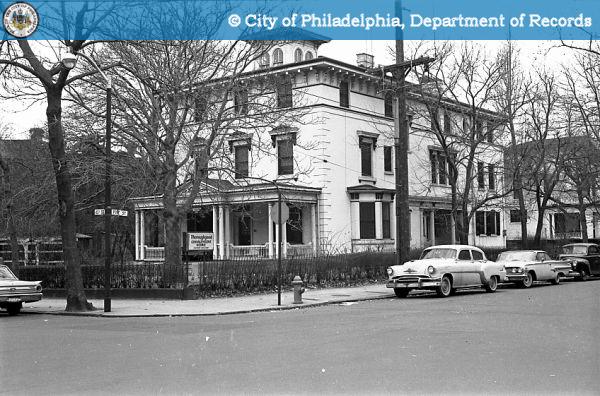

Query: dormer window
259,52,270,69
273,48,283,65
294,48,303,62
305,51,314,60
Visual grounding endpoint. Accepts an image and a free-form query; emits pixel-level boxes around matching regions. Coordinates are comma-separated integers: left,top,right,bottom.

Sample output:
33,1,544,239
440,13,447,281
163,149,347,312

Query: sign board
94,209,129,217
188,232,213,251
270,202,290,224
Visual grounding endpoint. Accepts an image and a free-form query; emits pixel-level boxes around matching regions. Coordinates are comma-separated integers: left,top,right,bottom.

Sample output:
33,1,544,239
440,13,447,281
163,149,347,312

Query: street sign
94,209,129,217
188,232,213,251
270,202,289,224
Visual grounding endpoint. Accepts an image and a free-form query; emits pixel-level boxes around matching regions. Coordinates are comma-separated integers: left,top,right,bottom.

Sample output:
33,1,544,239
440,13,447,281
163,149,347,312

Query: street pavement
22,283,396,316
1,279,598,395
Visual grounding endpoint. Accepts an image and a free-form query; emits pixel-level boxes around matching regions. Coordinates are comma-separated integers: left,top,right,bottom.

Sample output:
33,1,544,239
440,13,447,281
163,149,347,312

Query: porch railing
228,243,270,259
552,232,582,240
351,239,396,253
144,246,165,261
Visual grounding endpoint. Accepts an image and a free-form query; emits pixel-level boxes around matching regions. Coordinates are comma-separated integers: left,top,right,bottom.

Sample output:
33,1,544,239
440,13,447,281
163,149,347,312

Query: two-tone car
386,245,507,298
496,250,572,288
558,243,600,281
0,264,42,316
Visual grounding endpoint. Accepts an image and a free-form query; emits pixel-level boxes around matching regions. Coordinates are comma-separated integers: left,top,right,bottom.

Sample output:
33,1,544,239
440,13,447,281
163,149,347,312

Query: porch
132,181,320,261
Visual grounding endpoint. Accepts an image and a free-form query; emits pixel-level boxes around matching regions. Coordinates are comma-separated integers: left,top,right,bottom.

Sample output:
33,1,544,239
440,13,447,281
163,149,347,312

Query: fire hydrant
292,276,305,304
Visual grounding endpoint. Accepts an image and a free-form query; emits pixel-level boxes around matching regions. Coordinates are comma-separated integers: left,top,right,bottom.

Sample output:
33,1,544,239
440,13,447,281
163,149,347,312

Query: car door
470,249,488,285
535,252,552,280
459,249,480,286
587,245,600,275
453,249,473,286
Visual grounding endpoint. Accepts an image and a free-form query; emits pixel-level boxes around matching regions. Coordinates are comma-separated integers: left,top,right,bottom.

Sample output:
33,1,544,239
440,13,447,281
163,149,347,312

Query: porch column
135,210,140,260
350,201,360,240
311,203,317,254
140,210,145,260
268,202,274,258
219,205,225,259
429,210,436,245
275,222,280,258
224,206,231,259
375,201,383,239
212,205,218,258
282,219,287,258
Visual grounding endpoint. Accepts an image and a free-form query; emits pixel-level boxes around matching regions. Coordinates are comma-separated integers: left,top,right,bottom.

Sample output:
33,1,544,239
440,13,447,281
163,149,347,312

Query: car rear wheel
436,276,452,298
578,267,589,281
519,272,533,288
6,302,22,316
485,276,498,293
394,288,410,298
550,273,560,285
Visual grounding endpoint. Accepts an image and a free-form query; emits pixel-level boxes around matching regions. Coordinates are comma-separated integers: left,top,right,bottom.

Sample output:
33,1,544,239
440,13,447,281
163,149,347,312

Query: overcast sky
0,40,569,139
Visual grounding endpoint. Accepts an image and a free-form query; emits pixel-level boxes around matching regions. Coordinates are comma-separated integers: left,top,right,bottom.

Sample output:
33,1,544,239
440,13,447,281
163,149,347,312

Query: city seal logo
3,2,39,38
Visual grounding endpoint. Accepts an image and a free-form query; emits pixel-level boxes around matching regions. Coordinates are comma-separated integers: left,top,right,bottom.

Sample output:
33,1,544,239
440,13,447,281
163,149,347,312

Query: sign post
270,195,289,306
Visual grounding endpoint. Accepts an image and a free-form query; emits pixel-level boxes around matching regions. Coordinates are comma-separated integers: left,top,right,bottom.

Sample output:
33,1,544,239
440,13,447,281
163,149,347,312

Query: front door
238,216,252,246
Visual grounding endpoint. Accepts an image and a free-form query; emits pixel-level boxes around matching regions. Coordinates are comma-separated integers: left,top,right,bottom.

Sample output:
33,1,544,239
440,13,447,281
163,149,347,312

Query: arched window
294,48,303,62
259,52,270,69
304,51,314,60
273,48,283,65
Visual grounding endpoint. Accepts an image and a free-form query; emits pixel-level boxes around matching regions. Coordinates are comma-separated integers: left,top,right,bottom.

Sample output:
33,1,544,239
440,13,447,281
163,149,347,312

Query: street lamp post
62,51,113,312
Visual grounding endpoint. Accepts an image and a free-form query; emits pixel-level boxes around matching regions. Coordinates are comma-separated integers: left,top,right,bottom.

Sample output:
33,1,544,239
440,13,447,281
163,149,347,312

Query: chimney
356,53,374,69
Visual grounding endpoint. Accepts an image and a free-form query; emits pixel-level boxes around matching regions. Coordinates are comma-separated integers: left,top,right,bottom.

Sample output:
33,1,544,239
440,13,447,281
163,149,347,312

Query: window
384,92,394,118
430,108,439,131
509,209,522,223
286,206,303,244
444,111,451,134
294,48,303,62
488,164,495,190
234,89,248,115
360,139,372,176
384,146,392,172
478,162,485,189
305,51,314,60
476,211,501,236
430,149,451,185
486,124,494,143
589,246,599,255
475,120,484,140
458,250,471,260
234,145,249,178
382,202,391,239
276,78,293,108
554,213,581,234
194,97,207,122
339,80,349,108
472,250,484,260
273,48,283,65
277,138,294,175
259,52,270,68
359,202,376,239
463,117,469,133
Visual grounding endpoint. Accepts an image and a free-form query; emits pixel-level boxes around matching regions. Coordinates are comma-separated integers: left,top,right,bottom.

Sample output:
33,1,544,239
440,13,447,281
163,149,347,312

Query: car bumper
0,293,42,304
505,274,527,282
387,277,442,289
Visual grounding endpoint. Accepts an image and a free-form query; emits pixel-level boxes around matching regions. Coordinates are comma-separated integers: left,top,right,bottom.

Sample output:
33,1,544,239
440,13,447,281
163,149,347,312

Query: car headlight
36,284,42,291
387,267,393,276
427,265,435,275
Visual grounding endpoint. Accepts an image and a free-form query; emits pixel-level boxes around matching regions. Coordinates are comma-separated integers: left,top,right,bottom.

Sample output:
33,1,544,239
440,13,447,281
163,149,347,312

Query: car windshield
497,251,536,262
561,245,588,255
420,248,456,260
0,266,17,280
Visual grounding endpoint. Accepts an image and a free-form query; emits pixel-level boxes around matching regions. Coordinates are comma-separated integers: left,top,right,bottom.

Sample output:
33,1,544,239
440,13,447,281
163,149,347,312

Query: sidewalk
22,283,396,317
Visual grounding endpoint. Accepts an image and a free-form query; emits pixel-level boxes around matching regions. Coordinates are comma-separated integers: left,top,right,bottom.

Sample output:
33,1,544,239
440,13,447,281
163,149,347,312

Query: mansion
131,36,507,261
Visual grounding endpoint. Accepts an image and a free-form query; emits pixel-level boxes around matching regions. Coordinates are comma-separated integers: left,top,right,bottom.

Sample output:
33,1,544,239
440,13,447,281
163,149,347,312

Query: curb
23,293,395,318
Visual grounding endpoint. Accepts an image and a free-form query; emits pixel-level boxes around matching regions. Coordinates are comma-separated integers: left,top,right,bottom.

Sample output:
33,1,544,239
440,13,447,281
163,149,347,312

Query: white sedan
386,245,507,298
0,265,42,316
496,250,572,288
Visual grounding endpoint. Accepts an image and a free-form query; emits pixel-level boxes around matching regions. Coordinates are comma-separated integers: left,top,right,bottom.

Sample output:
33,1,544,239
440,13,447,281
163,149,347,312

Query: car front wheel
519,272,533,288
550,273,560,285
394,288,410,298
485,276,498,293
436,276,452,298
6,302,22,316
579,267,589,281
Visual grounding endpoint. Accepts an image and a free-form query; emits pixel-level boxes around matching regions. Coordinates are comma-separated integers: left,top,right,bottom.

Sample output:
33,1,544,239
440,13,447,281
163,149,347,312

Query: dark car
558,243,600,281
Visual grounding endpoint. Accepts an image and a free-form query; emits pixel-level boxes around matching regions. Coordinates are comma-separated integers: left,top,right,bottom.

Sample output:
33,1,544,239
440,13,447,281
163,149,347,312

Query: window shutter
382,202,391,239
476,211,485,236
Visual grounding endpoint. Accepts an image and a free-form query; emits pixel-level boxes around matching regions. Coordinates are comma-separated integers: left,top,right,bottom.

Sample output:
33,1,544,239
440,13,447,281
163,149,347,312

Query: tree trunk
533,188,548,246
577,191,588,242
162,154,183,287
46,88,92,311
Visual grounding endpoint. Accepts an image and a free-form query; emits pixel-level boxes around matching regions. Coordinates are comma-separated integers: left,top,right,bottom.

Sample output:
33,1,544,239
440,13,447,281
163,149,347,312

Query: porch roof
130,179,321,209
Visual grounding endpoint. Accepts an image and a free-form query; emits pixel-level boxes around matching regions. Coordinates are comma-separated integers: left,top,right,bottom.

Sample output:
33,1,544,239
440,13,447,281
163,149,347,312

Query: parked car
559,243,600,281
386,245,507,298
496,250,572,288
0,264,42,316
